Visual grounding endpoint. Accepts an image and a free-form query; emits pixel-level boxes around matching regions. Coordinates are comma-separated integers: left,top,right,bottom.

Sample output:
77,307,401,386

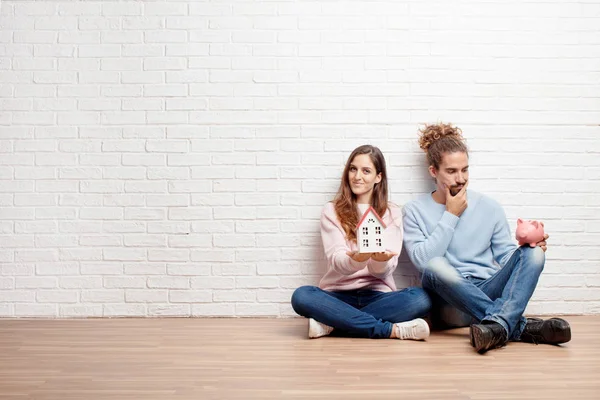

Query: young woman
291,145,432,340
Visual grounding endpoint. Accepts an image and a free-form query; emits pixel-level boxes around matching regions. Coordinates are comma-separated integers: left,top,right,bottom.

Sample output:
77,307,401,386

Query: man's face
429,151,469,196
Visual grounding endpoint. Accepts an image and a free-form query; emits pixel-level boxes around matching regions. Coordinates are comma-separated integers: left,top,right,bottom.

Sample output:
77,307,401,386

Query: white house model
356,206,386,253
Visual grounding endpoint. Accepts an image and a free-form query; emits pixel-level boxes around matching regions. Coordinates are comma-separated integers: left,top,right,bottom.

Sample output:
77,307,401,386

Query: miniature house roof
356,206,387,229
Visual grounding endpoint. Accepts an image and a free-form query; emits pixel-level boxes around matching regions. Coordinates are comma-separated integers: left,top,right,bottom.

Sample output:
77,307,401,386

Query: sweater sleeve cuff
440,211,460,229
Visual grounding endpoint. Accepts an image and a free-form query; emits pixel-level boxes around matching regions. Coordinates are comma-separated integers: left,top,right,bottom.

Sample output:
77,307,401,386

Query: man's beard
449,184,465,196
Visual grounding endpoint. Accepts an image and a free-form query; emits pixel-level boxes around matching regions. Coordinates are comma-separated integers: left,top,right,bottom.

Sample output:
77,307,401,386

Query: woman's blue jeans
291,285,432,338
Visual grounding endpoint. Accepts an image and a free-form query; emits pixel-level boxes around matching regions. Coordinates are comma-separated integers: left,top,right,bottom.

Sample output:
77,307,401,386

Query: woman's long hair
333,145,389,242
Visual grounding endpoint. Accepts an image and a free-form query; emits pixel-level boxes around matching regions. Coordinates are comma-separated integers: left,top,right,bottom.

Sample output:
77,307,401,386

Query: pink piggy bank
515,219,545,247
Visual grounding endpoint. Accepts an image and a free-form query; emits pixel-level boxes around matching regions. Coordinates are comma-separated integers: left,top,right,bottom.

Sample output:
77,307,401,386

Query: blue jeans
421,246,545,340
291,286,432,339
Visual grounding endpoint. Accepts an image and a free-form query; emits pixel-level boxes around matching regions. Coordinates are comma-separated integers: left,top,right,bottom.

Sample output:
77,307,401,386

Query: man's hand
445,181,469,217
346,251,372,263
370,252,398,262
536,233,549,252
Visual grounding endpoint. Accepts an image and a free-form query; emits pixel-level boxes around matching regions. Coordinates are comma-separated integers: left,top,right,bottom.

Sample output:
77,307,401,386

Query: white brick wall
0,0,599,317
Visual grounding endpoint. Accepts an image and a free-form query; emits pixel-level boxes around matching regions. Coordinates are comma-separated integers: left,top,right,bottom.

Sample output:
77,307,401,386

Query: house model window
355,206,386,254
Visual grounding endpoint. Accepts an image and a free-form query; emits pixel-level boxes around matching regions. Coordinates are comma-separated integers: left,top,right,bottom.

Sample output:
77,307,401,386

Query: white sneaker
394,318,430,341
308,318,334,339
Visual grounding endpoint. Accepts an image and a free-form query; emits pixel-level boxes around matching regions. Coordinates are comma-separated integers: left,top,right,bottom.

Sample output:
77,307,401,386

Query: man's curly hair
419,123,468,169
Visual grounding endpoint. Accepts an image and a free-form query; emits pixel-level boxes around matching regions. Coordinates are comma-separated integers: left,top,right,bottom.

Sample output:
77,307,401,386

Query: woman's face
348,154,382,203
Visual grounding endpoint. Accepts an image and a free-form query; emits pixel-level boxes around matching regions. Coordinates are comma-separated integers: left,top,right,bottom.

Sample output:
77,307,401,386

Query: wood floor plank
0,316,598,399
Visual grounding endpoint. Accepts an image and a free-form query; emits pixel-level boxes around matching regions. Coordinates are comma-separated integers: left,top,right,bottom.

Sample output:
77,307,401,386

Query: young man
402,123,571,354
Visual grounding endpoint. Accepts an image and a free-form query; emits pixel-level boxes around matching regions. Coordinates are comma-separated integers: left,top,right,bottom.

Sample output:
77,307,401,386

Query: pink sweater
318,202,403,293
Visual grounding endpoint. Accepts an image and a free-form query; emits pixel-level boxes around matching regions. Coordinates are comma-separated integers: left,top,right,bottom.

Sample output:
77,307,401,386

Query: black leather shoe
520,317,571,345
470,321,508,354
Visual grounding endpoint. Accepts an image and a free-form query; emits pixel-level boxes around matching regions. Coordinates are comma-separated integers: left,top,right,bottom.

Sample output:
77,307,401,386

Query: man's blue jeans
421,246,545,340
291,286,432,339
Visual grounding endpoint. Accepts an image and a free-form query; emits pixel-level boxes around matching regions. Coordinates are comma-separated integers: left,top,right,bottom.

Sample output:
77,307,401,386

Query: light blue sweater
402,190,518,280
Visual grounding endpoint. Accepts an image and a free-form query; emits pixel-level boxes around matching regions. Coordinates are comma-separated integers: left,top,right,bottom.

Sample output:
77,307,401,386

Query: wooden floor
0,316,598,400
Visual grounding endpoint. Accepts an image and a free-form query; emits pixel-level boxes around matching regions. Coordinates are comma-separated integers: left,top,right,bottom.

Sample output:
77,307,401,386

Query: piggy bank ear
532,221,539,228
517,218,523,225
540,221,544,228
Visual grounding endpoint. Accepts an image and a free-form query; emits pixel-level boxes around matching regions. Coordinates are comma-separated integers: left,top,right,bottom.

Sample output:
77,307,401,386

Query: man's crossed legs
422,246,571,354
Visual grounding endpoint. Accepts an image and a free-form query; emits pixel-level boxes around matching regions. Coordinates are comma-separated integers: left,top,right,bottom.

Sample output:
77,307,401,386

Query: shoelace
523,321,544,345
522,332,541,345
529,335,540,345
397,323,419,339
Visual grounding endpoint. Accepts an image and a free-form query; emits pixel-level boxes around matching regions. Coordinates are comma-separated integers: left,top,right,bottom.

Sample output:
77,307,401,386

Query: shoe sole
308,318,320,339
470,325,507,354
470,325,488,354
469,326,475,347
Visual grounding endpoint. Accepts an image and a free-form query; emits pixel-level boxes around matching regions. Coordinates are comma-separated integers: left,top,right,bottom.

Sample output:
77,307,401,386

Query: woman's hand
346,251,372,263
370,252,397,262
